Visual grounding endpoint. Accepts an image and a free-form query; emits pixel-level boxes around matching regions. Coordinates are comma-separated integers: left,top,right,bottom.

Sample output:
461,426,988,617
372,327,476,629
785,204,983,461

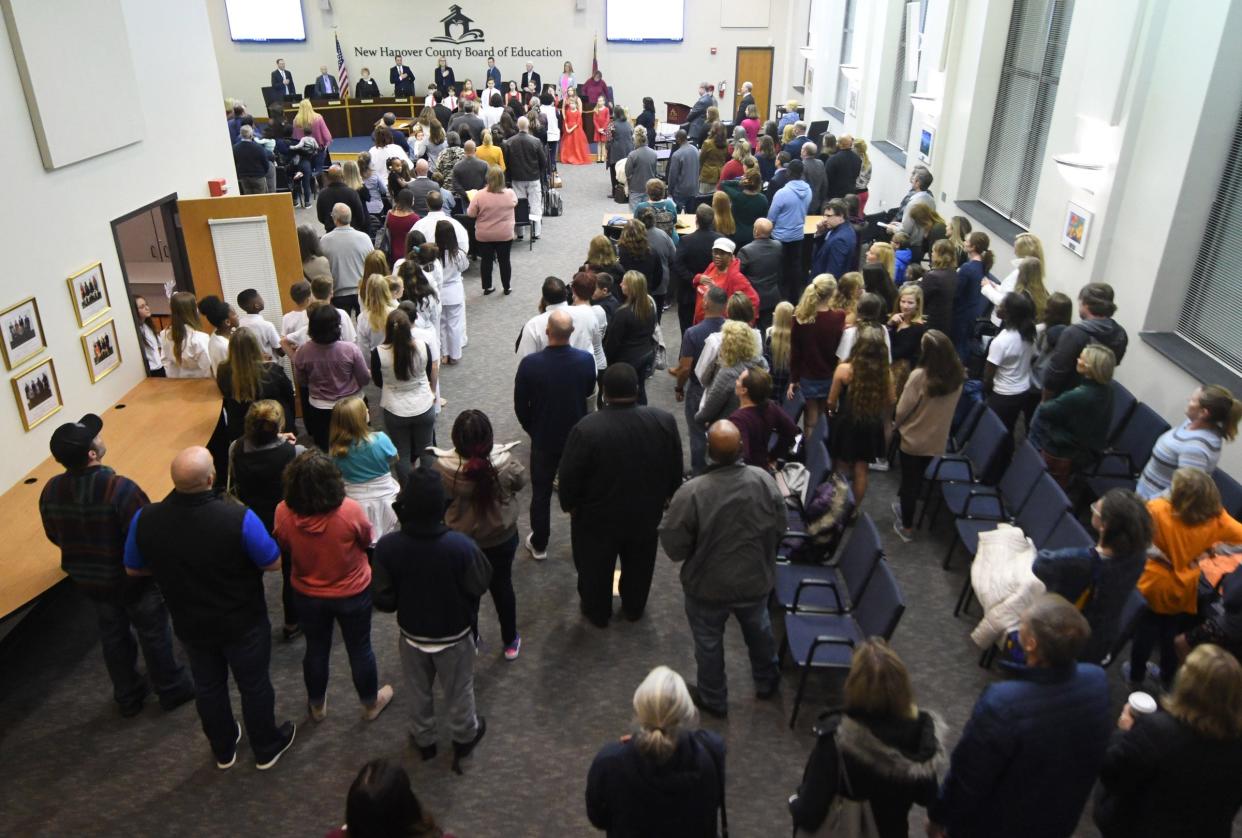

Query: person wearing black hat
38,414,195,717
558,363,684,627
372,467,492,772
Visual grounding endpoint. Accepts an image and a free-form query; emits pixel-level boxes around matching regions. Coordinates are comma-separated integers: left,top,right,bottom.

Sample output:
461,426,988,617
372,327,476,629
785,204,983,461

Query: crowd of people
34,82,1242,837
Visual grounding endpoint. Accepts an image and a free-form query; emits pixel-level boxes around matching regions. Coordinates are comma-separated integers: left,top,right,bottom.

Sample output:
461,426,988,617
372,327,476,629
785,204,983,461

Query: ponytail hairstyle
1199,385,1242,442
451,409,503,513
632,665,697,763
967,231,994,274
794,274,836,324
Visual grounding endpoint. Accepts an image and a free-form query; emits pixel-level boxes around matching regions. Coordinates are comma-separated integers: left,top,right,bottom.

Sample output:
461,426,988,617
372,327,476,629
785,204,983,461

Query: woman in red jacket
691,238,759,325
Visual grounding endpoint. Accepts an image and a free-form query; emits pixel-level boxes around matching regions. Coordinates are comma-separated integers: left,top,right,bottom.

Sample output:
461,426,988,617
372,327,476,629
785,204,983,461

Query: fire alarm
710,47,717,55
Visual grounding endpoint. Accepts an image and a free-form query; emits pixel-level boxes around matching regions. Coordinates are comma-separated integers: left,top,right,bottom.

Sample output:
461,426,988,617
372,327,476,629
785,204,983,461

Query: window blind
208,216,291,377
1178,110,1242,375
979,0,1074,227
835,0,857,110
885,1,922,149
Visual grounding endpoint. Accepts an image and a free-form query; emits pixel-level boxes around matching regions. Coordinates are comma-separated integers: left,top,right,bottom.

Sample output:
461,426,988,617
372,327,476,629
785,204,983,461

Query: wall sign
350,4,564,60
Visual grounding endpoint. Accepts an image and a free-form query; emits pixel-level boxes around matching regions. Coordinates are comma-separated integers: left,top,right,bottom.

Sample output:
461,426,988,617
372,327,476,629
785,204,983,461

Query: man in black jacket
449,102,486,146
504,116,548,240
315,165,368,234
520,63,541,97
669,205,717,336
1042,283,1129,400
559,364,684,627
373,468,491,771
739,218,783,332
825,135,863,201
270,59,295,99
233,125,273,195
685,82,714,145
735,81,755,125
390,56,414,96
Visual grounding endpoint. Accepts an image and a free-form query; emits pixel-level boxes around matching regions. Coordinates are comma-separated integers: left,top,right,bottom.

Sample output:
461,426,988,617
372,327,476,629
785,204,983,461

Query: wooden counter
0,377,223,618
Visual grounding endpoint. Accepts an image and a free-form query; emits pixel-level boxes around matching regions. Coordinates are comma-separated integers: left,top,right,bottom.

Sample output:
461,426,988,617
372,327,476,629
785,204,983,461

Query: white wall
207,0,792,124
0,0,235,489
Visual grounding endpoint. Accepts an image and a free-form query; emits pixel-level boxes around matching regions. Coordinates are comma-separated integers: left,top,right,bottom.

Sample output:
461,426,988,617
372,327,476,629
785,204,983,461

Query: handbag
653,318,668,371
804,744,879,838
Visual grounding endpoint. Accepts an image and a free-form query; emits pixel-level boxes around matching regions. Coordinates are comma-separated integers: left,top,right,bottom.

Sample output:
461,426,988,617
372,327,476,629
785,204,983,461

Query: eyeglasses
1090,501,1102,516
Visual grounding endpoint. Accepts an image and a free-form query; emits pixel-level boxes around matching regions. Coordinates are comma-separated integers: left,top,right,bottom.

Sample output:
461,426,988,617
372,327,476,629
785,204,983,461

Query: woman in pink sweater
292,100,333,174
466,165,518,294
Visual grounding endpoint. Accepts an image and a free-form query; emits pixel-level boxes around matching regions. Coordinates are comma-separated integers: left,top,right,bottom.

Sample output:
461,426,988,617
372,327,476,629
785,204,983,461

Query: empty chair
782,559,906,727
946,472,1071,570
775,513,882,612
916,409,1008,529
1039,511,1096,553
1213,469,1242,518
941,439,1043,521
1107,381,1138,444
1085,403,1171,499
948,398,987,454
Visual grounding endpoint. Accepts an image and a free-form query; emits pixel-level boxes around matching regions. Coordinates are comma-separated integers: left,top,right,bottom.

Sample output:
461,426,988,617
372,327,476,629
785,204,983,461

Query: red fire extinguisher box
208,178,228,196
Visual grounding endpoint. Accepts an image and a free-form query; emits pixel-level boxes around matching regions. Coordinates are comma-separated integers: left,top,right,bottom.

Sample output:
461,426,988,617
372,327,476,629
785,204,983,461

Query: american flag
335,33,349,97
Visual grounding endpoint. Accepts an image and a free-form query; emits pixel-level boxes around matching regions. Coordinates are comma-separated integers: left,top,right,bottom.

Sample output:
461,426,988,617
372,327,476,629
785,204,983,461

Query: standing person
891,330,964,542
691,238,758,325
160,291,212,379
558,60,575,100
717,171,769,249
828,325,894,509
319,203,374,316
328,397,401,543
789,640,948,836
788,275,845,442
216,328,296,446
920,240,958,337
300,226,333,285
1136,385,1242,500
372,468,491,771
928,595,1111,838
887,283,928,401
515,276,599,359
660,418,784,718
198,296,238,377
592,96,612,163
1095,643,1242,838
635,208,675,312
853,138,872,211
765,301,794,405
466,165,518,295
274,451,393,724
355,272,397,359
271,58,295,98
604,272,659,405
540,91,562,173
624,126,657,211
433,57,455,96
513,309,597,561
1128,468,1242,691
317,165,368,235
520,62,541,96
952,231,992,361
738,218,783,332
1042,282,1129,400
39,414,193,717
693,321,758,428
983,292,1037,434
768,159,812,302
232,125,273,194
697,123,729,194
485,56,502,89
390,55,414,96
586,666,725,836
666,130,700,213
328,759,455,838
433,410,527,661
560,363,683,627
799,143,827,212
123,447,296,771
685,82,714,143
729,367,799,468
808,198,856,280
292,99,333,176
503,116,548,241
133,296,165,376
635,96,657,148
434,220,471,362
671,285,728,474
672,205,717,335
1033,489,1153,665
293,305,370,450
1028,344,1116,487
372,309,437,481
560,90,592,165
617,220,664,308
735,81,756,125
825,134,862,202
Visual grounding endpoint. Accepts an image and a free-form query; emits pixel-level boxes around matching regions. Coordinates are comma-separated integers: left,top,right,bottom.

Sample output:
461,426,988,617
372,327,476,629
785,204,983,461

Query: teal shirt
333,433,397,483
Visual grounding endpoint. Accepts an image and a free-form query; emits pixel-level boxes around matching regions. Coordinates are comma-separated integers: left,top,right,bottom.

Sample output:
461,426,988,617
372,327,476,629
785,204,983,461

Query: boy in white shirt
286,277,357,351
236,288,284,360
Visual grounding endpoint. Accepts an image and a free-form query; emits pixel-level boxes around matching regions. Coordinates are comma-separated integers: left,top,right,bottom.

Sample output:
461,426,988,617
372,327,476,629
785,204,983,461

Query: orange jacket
1137,497,1242,614
692,257,759,326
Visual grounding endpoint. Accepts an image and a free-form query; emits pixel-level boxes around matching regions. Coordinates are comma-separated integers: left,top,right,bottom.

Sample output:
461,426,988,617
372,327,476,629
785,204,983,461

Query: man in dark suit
671,204,718,336
315,165,368,234
735,81,755,125
825,134,863,201
485,57,502,89
271,59,295,99
559,363,683,627
520,63,541,97
379,113,412,155
391,56,414,96
313,65,339,97
685,82,714,145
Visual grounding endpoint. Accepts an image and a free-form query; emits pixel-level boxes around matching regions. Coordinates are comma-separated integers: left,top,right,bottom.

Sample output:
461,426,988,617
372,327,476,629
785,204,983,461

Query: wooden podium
664,101,691,125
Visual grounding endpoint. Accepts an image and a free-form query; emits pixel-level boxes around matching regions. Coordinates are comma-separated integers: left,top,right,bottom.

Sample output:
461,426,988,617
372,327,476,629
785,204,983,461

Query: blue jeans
683,594,779,712
183,620,282,763
91,579,191,708
295,588,378,705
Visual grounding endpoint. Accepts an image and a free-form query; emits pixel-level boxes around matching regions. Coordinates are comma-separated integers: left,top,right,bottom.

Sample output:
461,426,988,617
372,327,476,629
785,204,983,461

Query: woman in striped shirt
1135,385,1241,499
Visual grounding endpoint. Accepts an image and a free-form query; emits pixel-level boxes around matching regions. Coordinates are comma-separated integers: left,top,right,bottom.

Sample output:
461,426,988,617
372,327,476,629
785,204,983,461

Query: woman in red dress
560,91,592,165
592,98,611,162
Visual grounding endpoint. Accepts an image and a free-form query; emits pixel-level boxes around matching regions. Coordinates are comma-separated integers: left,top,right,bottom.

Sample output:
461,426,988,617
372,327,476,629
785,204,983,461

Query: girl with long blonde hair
711,191,736,237
357,273,398,358
694,320,757,426
982,232,1046,324
853,138,873,212
765,301,794,405
327,395,401,541
159,291,211,378
888,283,928,401
829,325,895,507
790,275,845,440
867,241,896,284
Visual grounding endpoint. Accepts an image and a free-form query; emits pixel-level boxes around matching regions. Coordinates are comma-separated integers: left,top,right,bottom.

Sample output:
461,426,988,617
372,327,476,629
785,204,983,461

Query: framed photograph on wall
1062,202,1093,257
68,261,111,327
0,296,46,371
918,125,935,165
81,318,122,383
11,357,62,431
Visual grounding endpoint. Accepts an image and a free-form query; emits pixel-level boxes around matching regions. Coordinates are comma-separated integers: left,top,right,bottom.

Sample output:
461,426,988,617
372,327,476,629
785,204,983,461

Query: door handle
150,245,158,258
161,243,169,258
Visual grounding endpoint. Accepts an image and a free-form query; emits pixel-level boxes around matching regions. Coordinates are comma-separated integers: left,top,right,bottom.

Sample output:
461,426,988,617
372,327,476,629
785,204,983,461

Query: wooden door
735,47,775,122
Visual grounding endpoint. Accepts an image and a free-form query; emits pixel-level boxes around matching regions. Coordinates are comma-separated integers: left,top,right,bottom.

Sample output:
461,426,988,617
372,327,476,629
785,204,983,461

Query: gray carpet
0,160,1166,837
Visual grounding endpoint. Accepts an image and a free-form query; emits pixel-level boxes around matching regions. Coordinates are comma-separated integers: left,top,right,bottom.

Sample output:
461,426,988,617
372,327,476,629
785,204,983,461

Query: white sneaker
525,532,547,561
363,684,394,721
869,460,891,472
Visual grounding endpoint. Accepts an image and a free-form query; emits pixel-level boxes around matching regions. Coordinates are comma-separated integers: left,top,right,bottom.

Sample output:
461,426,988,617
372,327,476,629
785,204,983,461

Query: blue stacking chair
1040,512,1096,552
1085,403,1170,499
916,409,1009,529
782,559,905,727
1213,469,1242,518
774,514,882,612
1107,382,1138,445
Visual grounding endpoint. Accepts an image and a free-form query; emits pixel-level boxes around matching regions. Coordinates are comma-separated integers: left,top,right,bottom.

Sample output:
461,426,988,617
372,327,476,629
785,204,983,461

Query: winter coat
970,524,1044,649
1033,545,1147,664
790,710,948,837
431,442,527,549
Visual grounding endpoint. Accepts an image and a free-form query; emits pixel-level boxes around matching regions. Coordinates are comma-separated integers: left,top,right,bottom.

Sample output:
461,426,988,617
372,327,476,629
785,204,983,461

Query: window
979,0,1075,227
885,0,927,150
834,0,857,110
1178,110,1242,375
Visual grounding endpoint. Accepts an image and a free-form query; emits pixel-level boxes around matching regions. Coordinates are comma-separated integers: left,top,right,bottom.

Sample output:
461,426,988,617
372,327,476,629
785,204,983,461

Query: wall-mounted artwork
918,125,935,165
11,357,61,430
0,296,45,371
81,318,121,383
1062,201,1093,257
67,261,111,327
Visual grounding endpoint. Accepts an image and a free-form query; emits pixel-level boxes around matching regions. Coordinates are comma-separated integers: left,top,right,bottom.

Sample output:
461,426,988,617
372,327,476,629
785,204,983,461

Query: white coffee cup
1127,691,1157,715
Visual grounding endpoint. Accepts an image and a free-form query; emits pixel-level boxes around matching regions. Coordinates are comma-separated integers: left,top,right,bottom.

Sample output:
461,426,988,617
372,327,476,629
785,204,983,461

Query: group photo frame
80,318,121,383
11,357,62,431
67,261,111,327
0,296,46,371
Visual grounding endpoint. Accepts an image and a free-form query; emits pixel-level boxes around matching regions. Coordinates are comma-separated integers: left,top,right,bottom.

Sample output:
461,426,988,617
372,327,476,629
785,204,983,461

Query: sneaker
255,722,297,771
890,502,914,543
525,532,547,561
451,715,487,774
308,696,327,723
216,721,242,770
869,460,891,472
1121,661,1162,688
504,636,521,661
362,684,394,721
687,684,728,719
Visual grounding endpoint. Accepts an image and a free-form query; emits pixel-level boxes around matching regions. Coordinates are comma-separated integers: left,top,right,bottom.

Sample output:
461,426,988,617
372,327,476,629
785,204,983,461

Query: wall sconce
1053,152,1106,191
910,93,939,115
838,64,862,84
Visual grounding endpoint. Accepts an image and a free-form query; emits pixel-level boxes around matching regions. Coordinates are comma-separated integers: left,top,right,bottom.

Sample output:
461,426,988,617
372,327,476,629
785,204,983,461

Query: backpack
650,202,677,238
545,188,563,217
783,473,854,564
